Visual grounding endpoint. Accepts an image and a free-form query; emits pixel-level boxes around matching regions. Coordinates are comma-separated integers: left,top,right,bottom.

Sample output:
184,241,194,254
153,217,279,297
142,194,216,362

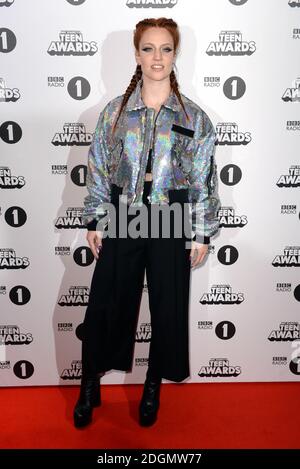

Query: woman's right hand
86,230,104,260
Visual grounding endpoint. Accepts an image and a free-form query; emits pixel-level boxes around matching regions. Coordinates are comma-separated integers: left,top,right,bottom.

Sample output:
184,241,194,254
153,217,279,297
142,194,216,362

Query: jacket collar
126,79,181,112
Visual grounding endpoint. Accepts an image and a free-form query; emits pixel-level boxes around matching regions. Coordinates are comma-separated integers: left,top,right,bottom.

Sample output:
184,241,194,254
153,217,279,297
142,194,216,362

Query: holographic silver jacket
82,80,221,243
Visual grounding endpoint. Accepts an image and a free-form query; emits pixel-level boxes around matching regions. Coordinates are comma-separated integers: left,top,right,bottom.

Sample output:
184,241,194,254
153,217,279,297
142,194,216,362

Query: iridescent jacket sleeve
187,110,221,244
82,106,112,229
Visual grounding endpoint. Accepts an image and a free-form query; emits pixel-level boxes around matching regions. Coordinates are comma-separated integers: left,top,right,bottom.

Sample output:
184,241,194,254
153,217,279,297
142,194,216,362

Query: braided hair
112,17,190,135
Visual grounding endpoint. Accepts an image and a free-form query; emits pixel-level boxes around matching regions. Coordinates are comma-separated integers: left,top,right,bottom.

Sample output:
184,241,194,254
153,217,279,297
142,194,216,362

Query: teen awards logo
206,31,256,56
198,358,241,378
0,78,20,102
268,322,300,341
277,166,300,187
136,323,151,343
47,31,98,56
216,122,251,145
200,285,244,305
55,208,85,229
52,123,92,146
58,286,89,306
0,167,25,188
219,207,248,228
0,325,33,345
0,249,30,270
272,246,300,267
282,78,300,102
60,360,82,380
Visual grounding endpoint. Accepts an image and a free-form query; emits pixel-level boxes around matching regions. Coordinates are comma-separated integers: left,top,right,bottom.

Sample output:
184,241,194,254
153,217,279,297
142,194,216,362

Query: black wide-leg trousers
81,181,192,382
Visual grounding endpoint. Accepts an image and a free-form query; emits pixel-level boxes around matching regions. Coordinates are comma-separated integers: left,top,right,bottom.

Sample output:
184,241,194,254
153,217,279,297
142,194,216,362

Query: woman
74,17,221,428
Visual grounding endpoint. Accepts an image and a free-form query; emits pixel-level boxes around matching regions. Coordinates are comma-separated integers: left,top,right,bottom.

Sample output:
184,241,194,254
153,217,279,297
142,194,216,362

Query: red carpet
0,382,299,449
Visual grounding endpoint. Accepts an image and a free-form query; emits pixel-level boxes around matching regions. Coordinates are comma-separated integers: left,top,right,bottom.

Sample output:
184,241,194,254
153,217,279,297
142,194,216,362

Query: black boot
139,369,162,427
73,374,101,428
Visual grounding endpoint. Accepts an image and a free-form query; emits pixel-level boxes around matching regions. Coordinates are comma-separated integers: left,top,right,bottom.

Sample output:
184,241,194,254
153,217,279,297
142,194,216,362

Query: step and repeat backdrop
0,0,299,386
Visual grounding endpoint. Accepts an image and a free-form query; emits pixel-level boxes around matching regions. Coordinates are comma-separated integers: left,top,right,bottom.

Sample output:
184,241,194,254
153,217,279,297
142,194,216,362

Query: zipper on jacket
150,106,161,152
133,107,161,203
146,107,161,201
206,154,214,196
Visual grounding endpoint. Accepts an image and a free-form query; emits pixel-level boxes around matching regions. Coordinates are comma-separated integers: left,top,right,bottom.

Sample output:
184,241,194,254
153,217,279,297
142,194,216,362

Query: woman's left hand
190,241,209,268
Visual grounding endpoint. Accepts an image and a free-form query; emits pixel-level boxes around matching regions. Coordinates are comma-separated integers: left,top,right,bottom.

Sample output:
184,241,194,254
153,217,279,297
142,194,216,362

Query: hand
190,241,209,268
86,230,104,260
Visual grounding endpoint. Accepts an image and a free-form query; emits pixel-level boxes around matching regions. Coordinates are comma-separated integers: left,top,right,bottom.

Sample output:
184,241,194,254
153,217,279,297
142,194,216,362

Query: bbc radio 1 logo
0,249,30,270
0,167,25,189
198,321,236,340
272,246,300,267
281,204,297,215
204,76,246,100
55,207,86,229
135,357,148,368
0,359,34,379
0,0,14,6
136,322,151,343
0,325,33,345
200,284,244,305
58,286,89,306
51,164,68,175
0,286,29,304
282,77,300,102
47,31,98,56
206,31,256,56
0,122,22,143
216,122,251,145
3,206,27,228
61,360,82,380
55,245,94,266
58,245,94,262
268,322,300,341
219,207,248,228
52,123,92,146
0,78,20,103
48,76,91,100
198,358,241,378
57,323,73,332
286,120,300,131
0,28,16,53
126,0,177,8
277,165,300,187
